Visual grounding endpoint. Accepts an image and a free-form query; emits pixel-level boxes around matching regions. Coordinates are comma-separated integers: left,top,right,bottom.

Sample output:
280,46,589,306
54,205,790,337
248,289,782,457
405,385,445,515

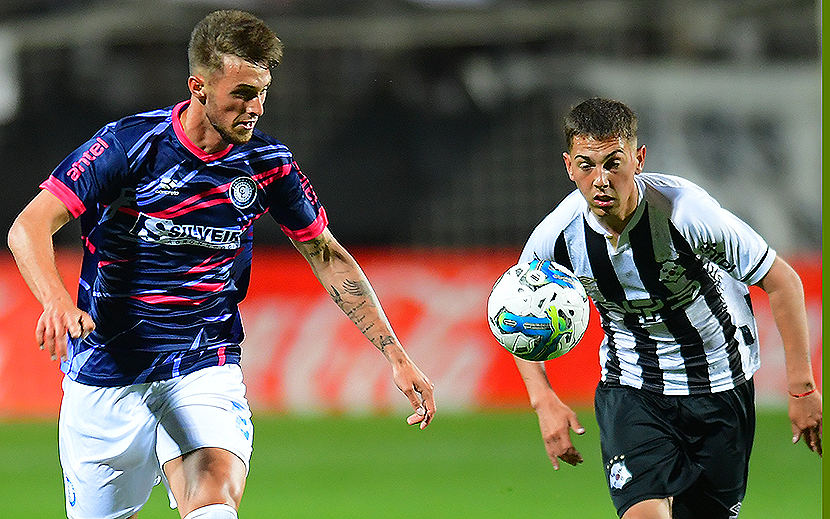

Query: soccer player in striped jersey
514,97,820,519
7,10,434,519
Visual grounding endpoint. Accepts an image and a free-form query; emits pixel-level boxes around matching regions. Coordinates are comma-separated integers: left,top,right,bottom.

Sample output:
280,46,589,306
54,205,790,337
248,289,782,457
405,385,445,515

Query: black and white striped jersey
520,173,775,395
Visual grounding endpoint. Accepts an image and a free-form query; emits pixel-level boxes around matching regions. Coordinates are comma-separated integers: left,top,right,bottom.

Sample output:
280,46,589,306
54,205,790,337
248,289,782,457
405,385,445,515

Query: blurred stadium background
0,0,821,251
0,1,822,517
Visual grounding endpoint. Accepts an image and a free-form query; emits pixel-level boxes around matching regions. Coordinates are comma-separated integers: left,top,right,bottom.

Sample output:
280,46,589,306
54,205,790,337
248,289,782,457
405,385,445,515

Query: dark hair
563,97,637,151
188,10,283,74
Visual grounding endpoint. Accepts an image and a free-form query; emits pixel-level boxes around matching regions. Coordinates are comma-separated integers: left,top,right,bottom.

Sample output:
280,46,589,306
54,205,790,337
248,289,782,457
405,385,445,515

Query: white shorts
59,364,254,519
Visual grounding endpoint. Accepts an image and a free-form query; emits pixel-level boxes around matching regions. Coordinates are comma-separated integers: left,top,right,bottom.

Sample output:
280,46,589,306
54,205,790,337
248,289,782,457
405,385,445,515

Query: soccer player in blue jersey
513,98,821,519
7,10,434,519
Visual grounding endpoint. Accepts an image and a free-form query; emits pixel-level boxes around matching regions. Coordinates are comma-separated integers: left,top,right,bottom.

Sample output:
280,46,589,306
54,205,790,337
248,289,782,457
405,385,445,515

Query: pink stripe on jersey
40,177,86,217
133,294,200,305
280,206,328,242
172,101,234,163
83,235,97,254
98,258,130,268
188,254,232,274
253,162,292,187
217,346,226,366
117,206,140,217
187,282,225,292
146,183,233,219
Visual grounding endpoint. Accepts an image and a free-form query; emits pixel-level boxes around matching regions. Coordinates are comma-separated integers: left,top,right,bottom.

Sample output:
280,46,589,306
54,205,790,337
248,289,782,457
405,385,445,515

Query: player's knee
183,447,247,505
183,503,238,519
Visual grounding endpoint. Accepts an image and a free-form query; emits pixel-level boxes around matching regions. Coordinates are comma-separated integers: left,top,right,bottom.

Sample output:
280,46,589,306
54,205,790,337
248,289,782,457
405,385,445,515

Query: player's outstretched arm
7,190,96,362
514,357,585,469
757,256,822,456
291,228,435,429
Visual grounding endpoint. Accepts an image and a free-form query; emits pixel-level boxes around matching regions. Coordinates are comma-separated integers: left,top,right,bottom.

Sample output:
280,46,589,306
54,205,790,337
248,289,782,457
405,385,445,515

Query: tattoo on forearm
311,242,394,353
306,236,332,262
342,279,367,297
344,300,367,318
328,279,393,352
329,285,343,306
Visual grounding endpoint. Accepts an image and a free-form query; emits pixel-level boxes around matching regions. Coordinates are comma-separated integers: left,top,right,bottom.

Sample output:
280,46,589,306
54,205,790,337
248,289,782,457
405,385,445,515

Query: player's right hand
36,301,95,362
535,397,585,469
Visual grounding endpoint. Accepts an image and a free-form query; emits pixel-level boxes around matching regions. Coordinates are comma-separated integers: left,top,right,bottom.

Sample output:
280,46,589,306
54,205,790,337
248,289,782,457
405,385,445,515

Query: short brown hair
563,97,637,151
188,10,283,75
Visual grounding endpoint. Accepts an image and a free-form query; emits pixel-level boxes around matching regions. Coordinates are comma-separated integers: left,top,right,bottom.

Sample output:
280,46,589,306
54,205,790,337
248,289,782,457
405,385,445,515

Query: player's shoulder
638,172,708,196
544,189,586,226
639,172,730,243
530,189,585,237
226,130,295,171
639,172,719,212
110,106,173,131
103,106,175,146
521,191,583,262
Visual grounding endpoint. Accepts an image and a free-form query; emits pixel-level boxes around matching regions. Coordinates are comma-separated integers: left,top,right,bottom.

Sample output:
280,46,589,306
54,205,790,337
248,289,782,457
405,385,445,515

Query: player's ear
634,145,646,174
188,76,207,103
563,152,575,181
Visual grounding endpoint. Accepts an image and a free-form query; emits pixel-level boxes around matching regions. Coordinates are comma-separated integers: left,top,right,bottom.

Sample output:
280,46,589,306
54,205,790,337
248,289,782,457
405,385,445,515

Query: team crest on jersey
607,455,632,490
229,176,258,210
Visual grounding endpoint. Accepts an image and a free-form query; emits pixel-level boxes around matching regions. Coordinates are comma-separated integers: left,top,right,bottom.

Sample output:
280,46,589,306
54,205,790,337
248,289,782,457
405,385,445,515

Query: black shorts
594,379,755,519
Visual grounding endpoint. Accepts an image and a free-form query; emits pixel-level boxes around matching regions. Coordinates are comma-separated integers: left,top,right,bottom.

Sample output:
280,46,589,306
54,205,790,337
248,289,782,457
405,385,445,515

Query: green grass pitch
0,409,821,518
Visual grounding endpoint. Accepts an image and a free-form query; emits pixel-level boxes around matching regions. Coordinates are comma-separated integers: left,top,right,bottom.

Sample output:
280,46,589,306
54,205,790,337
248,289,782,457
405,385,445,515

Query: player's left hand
789,390,822,456
391,358,435,430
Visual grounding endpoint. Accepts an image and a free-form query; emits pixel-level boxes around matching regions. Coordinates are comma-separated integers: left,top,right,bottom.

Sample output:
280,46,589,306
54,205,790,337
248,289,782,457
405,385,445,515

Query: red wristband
789,388,816,398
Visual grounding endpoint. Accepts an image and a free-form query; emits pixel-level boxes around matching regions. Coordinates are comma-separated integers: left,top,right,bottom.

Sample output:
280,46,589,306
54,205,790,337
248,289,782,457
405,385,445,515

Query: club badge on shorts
607,455,633,490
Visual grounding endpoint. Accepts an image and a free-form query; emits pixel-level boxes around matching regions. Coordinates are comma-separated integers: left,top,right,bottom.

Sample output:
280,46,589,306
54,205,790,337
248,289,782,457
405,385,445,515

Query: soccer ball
487,259,589,361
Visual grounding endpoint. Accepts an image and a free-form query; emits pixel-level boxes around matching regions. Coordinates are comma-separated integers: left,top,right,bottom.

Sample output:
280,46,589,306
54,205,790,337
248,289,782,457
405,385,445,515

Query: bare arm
291,227,435,428
514,356,584,469
756,255,821,456
6,190,95,361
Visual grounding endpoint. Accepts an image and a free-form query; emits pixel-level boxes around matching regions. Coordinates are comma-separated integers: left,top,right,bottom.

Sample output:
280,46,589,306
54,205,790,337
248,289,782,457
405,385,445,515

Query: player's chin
227,128,255,145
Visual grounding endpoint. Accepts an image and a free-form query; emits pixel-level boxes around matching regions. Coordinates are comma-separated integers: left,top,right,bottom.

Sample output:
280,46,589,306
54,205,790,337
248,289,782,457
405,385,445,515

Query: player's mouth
237,119,257,130
594,194,615,208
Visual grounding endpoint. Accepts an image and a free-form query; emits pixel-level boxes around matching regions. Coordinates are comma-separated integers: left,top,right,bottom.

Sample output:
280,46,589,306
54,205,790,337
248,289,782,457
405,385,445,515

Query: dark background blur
0,0,821,252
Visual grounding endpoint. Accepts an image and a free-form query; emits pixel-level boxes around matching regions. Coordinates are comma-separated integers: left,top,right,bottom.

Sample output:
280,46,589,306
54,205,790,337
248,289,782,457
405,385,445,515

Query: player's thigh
156,364,253,468
59,377,160,519
684,379,755,487
156,364,254,509
672,381,755,519
594,383,700,518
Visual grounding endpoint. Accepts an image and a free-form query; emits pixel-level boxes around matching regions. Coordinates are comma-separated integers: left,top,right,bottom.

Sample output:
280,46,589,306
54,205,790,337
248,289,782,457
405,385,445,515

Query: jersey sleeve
39,126,130,217
672,181,775,286
261,157,328,242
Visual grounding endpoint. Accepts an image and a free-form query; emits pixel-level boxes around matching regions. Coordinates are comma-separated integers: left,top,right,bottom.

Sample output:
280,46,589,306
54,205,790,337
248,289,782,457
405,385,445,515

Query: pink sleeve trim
40,177,86,217
280,207,329,242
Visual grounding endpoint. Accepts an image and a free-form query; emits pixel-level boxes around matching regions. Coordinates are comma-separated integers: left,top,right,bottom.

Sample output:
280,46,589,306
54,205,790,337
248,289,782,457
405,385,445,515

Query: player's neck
593,209,635,250
179,100,231,155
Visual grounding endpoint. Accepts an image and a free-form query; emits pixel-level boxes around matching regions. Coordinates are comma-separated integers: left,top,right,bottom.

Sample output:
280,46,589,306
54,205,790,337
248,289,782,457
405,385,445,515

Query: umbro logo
156,177,181,196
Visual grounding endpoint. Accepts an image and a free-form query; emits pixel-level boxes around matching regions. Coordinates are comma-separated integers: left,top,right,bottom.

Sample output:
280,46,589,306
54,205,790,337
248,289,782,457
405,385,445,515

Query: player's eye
233,88,260,101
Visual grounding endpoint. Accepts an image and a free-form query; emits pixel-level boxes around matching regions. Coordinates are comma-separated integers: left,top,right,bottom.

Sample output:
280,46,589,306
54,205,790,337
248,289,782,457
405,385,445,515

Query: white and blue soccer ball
487,259,590,361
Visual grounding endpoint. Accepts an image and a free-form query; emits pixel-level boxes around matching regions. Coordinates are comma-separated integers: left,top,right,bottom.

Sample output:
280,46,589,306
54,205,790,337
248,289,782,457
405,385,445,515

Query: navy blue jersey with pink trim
41,101,328,386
